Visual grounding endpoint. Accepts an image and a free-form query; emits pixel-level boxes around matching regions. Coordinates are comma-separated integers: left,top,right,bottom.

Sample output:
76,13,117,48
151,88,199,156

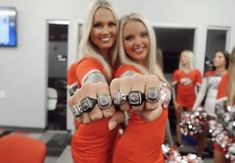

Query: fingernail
108,121,117,131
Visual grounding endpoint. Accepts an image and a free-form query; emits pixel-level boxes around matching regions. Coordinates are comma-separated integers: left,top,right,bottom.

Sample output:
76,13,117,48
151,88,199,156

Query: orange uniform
112,64,168,163
172,69,202,109
214,72,229,153
67,57,118,163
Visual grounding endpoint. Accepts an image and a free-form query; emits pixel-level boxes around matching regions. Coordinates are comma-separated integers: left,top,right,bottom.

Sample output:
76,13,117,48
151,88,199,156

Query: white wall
0,0,235,130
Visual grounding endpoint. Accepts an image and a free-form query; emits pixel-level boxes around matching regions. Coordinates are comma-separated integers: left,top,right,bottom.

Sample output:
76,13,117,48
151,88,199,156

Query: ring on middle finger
113,92,127,105
80,97,97,113
128,90,144,106
97,94,112,110
145,87,160,103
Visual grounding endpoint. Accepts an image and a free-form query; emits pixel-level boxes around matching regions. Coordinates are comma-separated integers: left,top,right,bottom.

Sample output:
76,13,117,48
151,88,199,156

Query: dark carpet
46,133,71,156
0,130,12,138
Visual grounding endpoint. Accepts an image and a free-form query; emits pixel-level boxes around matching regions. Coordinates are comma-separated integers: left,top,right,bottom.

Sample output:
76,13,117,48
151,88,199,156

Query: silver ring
128,91,144,106
97,94,112,109
113,92,127,105
145,87,160,103
72,104,83,117
80,97,97,113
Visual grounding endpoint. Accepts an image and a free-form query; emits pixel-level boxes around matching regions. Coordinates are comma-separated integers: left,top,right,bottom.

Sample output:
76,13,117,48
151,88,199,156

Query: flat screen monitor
0,7,17,47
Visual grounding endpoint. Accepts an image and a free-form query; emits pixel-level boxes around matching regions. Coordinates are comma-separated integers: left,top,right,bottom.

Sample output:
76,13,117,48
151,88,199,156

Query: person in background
172,50,202,147
214,47,235,163
192,50,230,157
111,13,170,163
67,0,119,162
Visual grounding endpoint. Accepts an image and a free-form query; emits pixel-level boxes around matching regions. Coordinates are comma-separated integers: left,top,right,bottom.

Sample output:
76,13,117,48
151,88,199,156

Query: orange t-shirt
112,64,168,163
172,69,202,108
204,70,215,77
67,57,117,163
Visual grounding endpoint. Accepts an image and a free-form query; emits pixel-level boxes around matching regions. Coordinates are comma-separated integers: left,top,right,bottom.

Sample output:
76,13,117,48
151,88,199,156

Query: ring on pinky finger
145,87,160,103
71,104,83,117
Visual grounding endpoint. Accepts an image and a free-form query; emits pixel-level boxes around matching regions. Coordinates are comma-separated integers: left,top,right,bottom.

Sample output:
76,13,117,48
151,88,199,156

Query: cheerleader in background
192,50,230,157
172,50,202,146
214,47,235,163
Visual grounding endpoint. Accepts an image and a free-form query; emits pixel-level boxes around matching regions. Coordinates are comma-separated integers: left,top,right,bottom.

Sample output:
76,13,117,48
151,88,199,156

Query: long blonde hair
78,0,119,80
118,13,167,83
178,50,194,71
227,46,235,105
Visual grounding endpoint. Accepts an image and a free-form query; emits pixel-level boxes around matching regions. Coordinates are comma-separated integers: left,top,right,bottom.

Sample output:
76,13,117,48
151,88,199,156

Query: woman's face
213,52,226,68
123,20,150,65
90,8,117,54
180,52,190,65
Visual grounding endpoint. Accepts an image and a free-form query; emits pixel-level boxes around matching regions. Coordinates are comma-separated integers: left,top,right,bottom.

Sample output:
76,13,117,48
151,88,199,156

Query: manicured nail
108,121,117,131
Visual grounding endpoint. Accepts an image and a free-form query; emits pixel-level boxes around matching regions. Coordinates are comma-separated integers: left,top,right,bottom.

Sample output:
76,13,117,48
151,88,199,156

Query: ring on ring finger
97,94,112,110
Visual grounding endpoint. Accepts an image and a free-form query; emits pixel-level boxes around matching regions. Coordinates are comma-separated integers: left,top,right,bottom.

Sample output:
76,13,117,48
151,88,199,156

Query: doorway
153,27,195,134
204,28,229,72
154,27,195,75
47,20,69,130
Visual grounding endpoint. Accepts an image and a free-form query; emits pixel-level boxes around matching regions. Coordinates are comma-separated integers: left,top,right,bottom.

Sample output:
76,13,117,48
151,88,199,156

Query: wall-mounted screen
0,7,17,47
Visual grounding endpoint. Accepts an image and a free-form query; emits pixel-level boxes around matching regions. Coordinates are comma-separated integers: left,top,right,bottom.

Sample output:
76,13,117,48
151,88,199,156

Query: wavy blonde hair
227,46,235,105
118,13,167,83
178,50,194,71
78,0,119,80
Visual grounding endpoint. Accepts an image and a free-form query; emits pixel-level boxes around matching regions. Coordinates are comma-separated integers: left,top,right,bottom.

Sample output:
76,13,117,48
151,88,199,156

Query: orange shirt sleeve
217,72,229,99
67,63,78,85
115,64,142,78
172,70,179,83
205,70,214,78
67,57,104,87
75,57,104,85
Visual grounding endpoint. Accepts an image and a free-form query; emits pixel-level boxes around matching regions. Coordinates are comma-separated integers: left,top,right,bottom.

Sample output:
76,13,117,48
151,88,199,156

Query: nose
134,36,142,45
101,25,109,35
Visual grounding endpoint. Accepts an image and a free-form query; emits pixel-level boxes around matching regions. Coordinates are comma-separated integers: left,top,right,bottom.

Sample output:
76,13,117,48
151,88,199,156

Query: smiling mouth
100,37,112,42
133,47,144,53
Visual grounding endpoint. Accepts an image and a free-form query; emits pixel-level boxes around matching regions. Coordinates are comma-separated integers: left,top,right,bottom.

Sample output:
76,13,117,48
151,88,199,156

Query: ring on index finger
128,90,144,106
145,87,160,103
113,92,127,105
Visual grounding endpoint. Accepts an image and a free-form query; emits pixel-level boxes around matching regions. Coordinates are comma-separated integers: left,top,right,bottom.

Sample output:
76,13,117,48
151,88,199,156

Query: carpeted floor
46,132,71,156
0,128,72,157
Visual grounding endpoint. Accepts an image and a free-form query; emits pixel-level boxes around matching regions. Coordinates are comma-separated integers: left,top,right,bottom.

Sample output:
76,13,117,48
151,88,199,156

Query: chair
0,134,47,163
48,87,58,110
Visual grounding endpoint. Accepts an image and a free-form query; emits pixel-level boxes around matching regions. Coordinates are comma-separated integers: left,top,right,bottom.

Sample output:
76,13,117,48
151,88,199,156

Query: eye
125,35,134,41
140,31,148,37
108,22,116,28
93,22,102,28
